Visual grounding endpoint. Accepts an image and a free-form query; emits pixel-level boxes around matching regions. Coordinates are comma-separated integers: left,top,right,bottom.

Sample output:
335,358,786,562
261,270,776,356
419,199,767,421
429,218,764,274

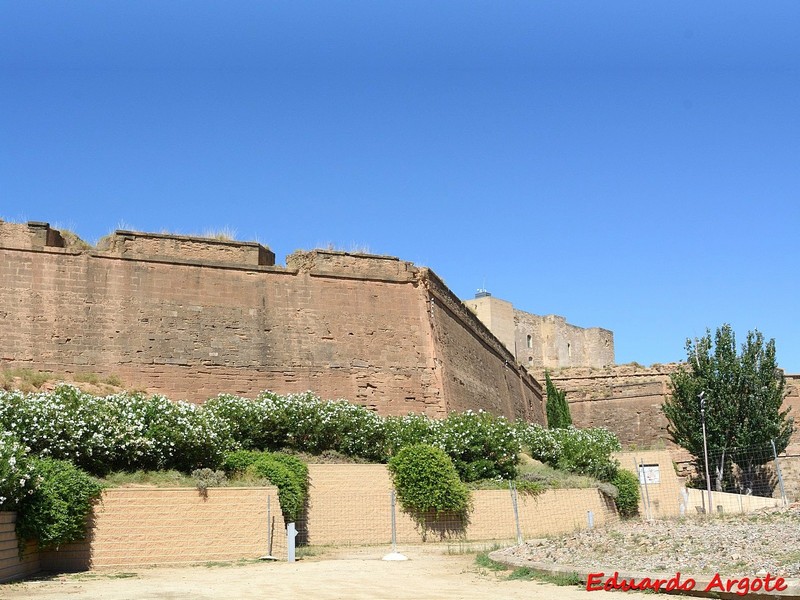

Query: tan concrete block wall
0,513,40,583
303,464,616,546
41,487,285,570
617,450,685,519
685,488,781,514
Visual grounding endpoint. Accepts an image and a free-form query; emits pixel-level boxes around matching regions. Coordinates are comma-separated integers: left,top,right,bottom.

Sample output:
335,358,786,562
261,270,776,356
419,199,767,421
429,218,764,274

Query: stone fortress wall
0,220,542,422
463,293,614,369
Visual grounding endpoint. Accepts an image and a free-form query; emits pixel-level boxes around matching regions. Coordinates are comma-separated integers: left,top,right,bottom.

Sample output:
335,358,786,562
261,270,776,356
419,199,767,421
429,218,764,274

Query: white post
287,522,298,562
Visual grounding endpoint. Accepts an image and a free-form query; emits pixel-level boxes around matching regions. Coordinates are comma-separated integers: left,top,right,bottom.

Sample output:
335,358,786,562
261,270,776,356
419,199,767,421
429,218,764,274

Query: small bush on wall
16,458,103,550
611,469,641,517
221,449,310,523
387,444,471,519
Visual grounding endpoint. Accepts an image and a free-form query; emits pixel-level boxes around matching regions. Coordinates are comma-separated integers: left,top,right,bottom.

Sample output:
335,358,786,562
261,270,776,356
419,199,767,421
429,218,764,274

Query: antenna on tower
475,278,491,299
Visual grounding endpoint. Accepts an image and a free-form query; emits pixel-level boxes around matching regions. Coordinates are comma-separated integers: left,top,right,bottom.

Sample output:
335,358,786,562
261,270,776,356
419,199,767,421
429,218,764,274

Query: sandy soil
0,545,641,600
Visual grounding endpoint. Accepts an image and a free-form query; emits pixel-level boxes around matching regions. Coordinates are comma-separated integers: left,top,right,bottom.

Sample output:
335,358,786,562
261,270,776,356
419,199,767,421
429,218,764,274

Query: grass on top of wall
515,454,602,489
0,369,124,392
102,470,272,489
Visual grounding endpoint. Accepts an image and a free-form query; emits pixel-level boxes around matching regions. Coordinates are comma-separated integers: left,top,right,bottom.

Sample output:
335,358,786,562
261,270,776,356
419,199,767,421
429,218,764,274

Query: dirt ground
0,545,641,600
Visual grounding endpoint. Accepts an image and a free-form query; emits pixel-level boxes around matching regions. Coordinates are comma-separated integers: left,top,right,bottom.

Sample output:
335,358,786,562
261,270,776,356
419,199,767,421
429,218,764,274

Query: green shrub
247,453,308,523
387,444,471,517
221,449,263,474
611,469,641,517
16,458,104,550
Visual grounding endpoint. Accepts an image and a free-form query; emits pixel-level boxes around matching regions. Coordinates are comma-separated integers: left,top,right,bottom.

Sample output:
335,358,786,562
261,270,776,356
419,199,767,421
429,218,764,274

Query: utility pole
699,391,714,514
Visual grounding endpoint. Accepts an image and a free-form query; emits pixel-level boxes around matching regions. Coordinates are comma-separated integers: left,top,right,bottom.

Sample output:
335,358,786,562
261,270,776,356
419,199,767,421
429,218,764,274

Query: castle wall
0,222,540,420
516,312,613,369
548,366,800,451
462,294,614,369
545,364,677,448
462,296,516,355
426,274,543,421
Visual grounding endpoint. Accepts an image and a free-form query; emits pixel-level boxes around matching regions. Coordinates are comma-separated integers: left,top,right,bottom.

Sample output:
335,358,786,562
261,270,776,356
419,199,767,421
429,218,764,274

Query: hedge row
0,386,522,482
0,384,624,486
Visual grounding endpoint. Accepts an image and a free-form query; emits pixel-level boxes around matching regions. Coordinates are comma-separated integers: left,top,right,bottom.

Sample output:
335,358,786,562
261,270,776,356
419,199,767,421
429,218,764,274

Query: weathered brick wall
41,487,286,570
0,513,39,583
97,230,275,267
546,364,677,448
0,224,539,420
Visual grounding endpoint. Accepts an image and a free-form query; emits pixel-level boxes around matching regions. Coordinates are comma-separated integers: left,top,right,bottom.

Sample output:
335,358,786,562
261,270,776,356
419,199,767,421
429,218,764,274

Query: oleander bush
0,385,609,487
438,411,519,481
0,432,37,511
0,386,227,475
518,423,621,481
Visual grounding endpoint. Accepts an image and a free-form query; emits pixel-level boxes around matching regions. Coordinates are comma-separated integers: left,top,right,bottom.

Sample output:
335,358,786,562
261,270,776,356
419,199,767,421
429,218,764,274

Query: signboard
638,463,660,484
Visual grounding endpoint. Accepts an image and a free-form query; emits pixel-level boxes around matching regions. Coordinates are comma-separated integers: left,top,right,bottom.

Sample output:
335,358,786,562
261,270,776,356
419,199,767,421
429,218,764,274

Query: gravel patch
499,507,800,578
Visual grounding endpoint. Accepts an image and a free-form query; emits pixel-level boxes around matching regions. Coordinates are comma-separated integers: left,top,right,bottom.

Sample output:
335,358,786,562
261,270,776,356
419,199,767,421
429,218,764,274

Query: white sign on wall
638,464,661,484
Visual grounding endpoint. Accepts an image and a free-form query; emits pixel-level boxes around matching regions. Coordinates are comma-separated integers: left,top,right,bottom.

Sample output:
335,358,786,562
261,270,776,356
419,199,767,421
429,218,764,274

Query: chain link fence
285,449,790,556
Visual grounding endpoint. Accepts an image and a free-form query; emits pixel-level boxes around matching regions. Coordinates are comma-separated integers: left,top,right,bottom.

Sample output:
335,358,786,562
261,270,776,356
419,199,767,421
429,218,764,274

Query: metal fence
284,448,790,557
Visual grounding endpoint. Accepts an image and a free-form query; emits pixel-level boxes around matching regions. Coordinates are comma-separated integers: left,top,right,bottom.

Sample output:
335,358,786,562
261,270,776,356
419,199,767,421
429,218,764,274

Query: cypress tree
545,371,572,429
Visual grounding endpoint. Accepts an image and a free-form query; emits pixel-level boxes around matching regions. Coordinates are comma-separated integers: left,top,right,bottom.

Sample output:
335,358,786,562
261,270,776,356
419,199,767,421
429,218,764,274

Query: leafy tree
545,371,572,429
662,324,792,493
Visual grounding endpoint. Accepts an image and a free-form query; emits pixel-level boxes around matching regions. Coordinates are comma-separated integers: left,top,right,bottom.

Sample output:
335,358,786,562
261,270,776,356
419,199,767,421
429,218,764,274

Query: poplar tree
662,324,793,493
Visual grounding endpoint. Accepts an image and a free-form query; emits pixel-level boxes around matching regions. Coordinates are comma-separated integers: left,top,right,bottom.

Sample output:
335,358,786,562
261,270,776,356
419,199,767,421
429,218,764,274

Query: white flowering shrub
1,385,521,480
439,411,520,481
207,392,388,460
0,432,37,510
0,386,230,475
384,414,440,455
126,393,229,472
518,423,621,481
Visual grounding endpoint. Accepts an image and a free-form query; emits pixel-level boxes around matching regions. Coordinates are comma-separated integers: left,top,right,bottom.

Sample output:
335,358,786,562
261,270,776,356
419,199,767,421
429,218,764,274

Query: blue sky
2,2,799,371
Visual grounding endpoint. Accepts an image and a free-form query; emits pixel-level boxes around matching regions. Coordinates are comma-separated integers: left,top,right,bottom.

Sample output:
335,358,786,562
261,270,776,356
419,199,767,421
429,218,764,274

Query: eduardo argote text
586,571,788,596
